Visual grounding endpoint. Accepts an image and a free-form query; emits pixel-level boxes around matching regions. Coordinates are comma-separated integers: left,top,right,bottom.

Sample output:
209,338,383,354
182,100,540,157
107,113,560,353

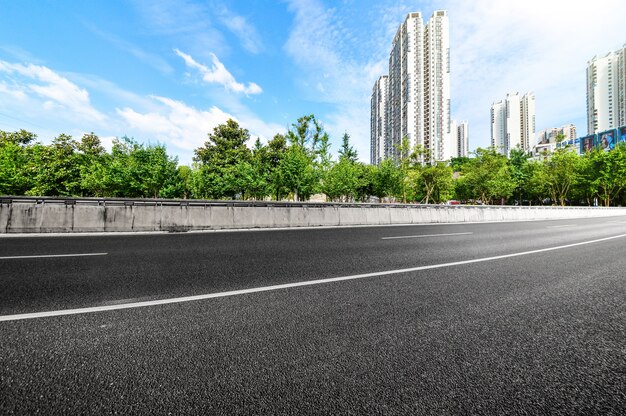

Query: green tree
0,130,37,195
160,165,193,199
194,119,252,199
354,163,375,202
77,132,109,197
449,156,471,172
372,158,401,200
324,132,361,202
522,160,550,205
324,158,359,201
460,147,516,204
543,148,581,206
419,162,454,204
394,137,423,203
264,134,289,200
586,144,626,206
277,144,317,201
28,134,81,196
276,115,335,200
338,132,358,162
104,137,178,198
508,147,531,204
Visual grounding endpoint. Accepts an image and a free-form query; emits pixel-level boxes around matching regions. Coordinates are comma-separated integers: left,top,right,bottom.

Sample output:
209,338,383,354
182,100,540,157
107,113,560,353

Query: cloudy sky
1,0,625,165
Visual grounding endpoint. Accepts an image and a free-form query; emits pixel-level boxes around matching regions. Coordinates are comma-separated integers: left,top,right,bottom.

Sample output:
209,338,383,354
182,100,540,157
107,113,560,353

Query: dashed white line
382,232,473,240
546,225,577,228
1,233,626,322
0,253,108,260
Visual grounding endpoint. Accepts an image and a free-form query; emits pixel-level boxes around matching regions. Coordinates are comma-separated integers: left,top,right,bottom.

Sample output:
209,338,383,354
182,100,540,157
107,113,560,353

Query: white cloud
0,60,106,123
116,95,285,164
116,96,233,152
0,81,28,101
216,7,264,54
174,49,262,95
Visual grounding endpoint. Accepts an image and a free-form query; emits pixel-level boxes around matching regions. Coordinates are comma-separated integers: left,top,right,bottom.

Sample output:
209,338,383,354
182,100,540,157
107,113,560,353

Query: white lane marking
547,225,577,228
382,232,473,240
0,253,108,260
1,233,626,322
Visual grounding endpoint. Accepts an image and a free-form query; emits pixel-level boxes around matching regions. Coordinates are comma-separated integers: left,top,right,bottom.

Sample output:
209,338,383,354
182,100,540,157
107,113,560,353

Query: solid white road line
382,232,473,240
0,253,108,260
546,225,577,228
1,233,626,322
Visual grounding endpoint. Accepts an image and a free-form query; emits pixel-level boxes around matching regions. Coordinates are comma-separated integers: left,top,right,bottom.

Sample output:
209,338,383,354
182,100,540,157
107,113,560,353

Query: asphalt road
1,217,626,414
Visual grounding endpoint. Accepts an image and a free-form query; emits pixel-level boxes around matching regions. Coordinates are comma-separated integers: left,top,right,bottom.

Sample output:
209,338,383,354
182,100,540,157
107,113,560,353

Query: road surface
1,217,625,414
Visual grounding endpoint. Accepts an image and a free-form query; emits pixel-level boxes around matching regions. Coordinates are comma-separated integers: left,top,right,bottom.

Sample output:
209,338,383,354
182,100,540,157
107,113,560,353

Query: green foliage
372,159,401,200
543,148,581,206
419,163,454,204
0,131,36,195
324,158,360,201
324,132,362,202
585,145,626,206
458,147,516,204
193,119,252,199
508,147,531,204
27,134,82,196
449,156,471,172
338,132,358,162
278,144,317,201
5,120,626,207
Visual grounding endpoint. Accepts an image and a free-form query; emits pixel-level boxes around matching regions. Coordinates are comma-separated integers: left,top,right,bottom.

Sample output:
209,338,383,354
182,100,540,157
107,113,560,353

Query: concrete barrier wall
2,201,626,233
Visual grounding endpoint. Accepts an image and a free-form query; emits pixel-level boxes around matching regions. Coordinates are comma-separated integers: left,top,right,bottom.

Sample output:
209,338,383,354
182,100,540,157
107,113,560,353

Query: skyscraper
370,76,388,165
586,45,626,134
453,120,469,158
371,10,453,165
490,92,536,155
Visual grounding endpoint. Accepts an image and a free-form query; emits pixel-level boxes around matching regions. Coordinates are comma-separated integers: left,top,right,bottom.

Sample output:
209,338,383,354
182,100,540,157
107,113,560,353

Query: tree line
2,116,626,206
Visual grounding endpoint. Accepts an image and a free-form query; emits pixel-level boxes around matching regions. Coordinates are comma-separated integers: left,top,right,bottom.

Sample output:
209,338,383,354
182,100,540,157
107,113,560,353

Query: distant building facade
371,10,454,165
587,45,626,134
370,76,388,165
535,124,579,156
537,124,577,144
490,92,536,155
450,120,469,157
455,121,469,157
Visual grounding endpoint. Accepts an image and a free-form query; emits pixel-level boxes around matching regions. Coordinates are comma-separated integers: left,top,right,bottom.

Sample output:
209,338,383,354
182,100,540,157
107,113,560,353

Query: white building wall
457,121,469,157
425,10,451,162
506,93,522,151
370,76,388,165
491,101,505,150
587,48,625,134
491,92,535,155
619,46,626,127
380,10,450,165
521,93,536,149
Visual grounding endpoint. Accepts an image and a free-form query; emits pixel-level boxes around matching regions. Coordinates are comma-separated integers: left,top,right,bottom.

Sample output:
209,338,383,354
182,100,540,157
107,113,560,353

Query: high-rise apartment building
490,92,536,155
586,45,626,134
453,120,469,157
371,10,453,165
370,76,388,165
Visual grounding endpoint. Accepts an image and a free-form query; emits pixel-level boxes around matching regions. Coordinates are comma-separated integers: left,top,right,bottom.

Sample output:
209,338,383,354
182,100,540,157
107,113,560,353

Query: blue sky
1,0,626,165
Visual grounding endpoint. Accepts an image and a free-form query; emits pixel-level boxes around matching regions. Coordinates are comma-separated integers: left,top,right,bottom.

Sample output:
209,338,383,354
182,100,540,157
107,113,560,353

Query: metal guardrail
0,196,610,209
